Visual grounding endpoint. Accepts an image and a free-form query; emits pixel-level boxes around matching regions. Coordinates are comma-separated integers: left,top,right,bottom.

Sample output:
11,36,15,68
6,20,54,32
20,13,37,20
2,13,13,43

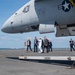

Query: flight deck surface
0,49,75,75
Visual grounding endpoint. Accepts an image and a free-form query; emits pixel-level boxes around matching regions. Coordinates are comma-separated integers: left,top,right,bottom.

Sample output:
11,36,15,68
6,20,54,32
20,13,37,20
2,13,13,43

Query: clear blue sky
0,0,75,48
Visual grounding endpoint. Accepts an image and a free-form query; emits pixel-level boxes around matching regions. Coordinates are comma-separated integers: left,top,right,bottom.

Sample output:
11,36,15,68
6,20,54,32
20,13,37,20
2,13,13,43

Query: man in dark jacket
27,38,32,51
69,38,75,51
48,40,52,52
34,37,38,52
43,36,49,53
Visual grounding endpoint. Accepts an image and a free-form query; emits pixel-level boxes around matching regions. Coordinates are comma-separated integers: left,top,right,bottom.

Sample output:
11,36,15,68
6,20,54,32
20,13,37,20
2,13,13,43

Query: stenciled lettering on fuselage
58,0,75,12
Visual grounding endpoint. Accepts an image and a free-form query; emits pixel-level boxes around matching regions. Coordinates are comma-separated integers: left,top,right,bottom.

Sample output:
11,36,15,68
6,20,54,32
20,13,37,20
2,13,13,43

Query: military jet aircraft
1,0,75,37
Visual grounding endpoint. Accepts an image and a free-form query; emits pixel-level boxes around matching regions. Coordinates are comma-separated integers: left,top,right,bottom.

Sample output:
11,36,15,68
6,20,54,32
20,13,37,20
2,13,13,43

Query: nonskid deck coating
0,50,75,75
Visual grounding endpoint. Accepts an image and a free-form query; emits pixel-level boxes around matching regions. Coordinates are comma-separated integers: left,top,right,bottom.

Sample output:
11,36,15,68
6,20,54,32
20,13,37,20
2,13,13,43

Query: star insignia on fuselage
62,0,72,12
62,1,70,10
58,0,72,12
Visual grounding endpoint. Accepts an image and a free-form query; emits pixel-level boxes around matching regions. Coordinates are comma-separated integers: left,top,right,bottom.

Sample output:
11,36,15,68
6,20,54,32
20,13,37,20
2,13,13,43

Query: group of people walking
25,36,53,53
25,37,75,52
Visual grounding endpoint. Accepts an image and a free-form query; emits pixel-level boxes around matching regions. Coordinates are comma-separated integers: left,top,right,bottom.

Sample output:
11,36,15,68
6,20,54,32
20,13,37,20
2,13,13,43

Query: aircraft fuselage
1,0,75,36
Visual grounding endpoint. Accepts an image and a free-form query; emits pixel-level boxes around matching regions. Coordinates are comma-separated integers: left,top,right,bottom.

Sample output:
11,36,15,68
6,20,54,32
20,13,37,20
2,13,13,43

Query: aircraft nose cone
1,23,11,33
1,18,14,33
1,22,15,33
1,24,7,33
